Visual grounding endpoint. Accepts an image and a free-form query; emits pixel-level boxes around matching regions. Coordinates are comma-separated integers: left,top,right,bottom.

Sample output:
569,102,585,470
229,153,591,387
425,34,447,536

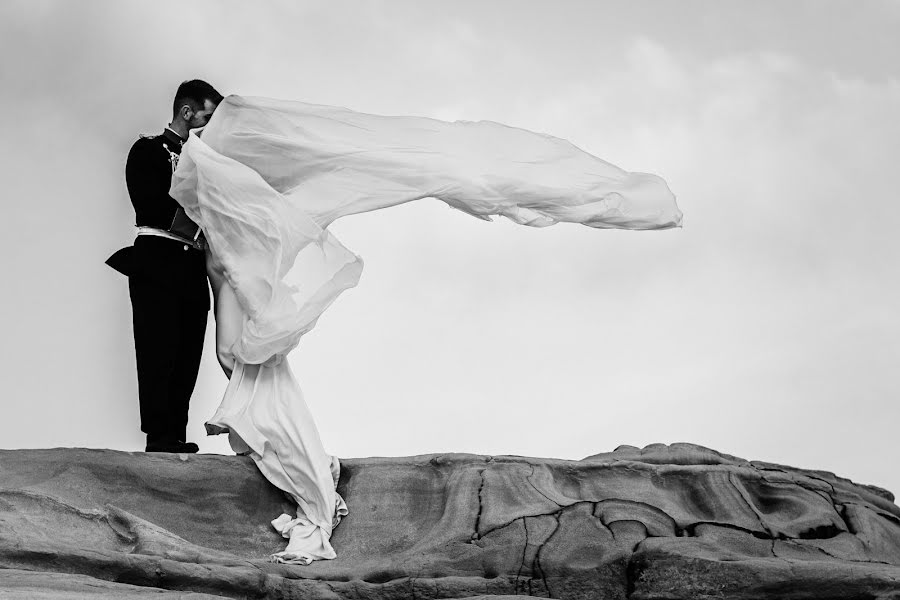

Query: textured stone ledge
1,444,898,599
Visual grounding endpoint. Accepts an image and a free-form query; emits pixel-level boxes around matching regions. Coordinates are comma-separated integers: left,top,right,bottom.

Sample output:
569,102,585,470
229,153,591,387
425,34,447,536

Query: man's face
187,99,218,129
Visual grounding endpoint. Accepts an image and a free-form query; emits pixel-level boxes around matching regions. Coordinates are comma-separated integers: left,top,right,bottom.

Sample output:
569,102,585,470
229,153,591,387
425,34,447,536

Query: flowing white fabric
204,283,346,564
169,95,681,563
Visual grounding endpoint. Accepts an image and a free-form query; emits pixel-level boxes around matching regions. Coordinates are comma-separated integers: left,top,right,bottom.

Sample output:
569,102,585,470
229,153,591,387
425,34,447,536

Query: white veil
172,95,680,365
169,95,681,563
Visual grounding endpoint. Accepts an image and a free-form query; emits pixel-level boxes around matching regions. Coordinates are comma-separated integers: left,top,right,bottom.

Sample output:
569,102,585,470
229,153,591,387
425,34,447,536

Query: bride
170,95,682,564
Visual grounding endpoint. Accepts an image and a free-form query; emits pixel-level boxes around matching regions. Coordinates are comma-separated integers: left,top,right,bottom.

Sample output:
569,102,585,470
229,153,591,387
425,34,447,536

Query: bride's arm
206,248,239,379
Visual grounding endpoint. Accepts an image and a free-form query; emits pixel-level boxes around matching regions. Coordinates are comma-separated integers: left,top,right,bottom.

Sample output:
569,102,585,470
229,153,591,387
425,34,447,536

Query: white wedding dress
203,279,346,564
169,95,681,564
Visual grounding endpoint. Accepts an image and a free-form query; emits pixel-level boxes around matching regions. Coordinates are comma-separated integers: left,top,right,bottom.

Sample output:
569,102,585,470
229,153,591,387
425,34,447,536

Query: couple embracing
109,79,347,563
109,78,682,563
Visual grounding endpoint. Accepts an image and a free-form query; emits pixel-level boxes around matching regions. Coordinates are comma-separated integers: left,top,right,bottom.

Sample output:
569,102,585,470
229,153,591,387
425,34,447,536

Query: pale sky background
1,1,898,496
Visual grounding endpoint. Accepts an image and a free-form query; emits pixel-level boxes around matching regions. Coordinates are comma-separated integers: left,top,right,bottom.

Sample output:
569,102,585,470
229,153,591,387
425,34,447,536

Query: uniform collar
163,126,186,146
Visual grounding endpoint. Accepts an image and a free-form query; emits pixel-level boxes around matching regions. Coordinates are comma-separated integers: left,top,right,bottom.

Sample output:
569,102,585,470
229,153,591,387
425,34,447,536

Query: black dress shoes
145,437,200,453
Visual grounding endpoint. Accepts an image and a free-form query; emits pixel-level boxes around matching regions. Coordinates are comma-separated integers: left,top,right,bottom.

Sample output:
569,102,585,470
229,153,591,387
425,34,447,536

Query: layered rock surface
1,444,899,599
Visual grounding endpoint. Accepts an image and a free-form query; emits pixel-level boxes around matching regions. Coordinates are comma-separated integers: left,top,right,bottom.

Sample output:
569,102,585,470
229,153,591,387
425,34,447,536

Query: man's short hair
172,80,224,117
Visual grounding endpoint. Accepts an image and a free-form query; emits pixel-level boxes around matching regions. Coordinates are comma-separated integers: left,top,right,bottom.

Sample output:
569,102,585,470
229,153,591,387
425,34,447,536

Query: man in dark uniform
108,80,223,453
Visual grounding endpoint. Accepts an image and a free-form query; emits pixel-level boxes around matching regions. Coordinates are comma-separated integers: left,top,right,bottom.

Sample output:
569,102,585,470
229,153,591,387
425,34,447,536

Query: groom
108,80,223,453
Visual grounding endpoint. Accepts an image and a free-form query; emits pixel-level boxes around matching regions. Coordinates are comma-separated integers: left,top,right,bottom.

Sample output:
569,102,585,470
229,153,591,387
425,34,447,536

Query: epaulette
138,133,159,140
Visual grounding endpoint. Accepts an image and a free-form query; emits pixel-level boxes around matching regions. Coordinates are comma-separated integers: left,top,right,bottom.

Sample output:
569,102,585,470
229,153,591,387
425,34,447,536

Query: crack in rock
515,517,529,595
728,471,776,539
472,468,486,542
534,510,561,599
526,463,564,508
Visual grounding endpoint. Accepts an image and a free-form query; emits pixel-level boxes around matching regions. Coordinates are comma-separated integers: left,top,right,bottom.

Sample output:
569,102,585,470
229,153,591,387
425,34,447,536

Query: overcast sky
1,0,898,497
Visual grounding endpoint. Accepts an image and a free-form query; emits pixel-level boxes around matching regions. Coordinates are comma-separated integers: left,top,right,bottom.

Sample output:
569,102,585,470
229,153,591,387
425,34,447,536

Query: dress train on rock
206,281,346,565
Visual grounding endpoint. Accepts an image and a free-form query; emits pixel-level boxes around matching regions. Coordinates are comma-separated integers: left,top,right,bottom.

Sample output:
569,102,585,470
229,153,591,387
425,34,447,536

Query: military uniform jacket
107,128,208,308
126,127,192,230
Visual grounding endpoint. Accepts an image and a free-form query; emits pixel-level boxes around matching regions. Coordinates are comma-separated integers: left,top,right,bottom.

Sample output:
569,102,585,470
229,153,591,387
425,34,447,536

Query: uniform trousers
128,236,209,442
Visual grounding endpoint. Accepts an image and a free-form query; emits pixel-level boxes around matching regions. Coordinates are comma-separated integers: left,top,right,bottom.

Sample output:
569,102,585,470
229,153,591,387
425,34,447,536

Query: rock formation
1,443,898,599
